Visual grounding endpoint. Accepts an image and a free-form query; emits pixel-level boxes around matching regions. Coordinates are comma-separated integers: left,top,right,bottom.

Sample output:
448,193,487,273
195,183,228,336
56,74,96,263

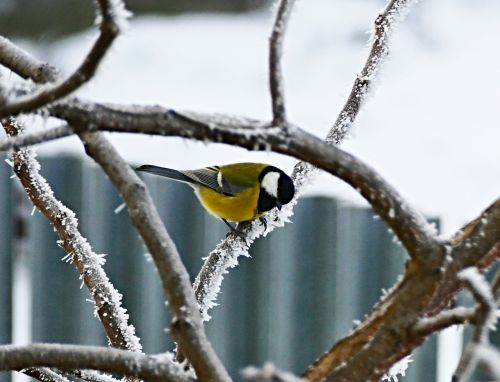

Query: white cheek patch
261,171,280,198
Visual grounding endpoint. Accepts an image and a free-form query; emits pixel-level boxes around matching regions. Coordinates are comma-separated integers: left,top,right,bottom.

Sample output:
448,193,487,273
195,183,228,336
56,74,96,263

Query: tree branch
411,306,477,337
453,267,498,382
452,199,500,268
326,0,419,144
65,369,121,382
77,131,230,382
0,344,193,382
0,36,59,82
0,0,128,118
0,123,72,151
269,0,295,126
1,117,142,352
22,367,71,382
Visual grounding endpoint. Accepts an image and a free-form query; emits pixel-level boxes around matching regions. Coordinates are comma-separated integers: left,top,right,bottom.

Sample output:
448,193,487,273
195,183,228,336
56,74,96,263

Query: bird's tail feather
136,165,192,183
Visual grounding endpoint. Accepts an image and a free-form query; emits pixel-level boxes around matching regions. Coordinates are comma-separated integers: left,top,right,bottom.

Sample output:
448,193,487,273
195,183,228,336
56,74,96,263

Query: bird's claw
259,217,267,231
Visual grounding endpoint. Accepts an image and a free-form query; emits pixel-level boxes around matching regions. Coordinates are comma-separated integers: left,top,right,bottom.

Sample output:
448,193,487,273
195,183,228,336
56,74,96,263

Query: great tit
136,162,295,230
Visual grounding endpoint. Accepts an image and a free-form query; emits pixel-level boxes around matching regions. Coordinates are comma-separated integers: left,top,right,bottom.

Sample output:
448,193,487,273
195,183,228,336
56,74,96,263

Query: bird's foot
222,219,246,240
259,217,268,231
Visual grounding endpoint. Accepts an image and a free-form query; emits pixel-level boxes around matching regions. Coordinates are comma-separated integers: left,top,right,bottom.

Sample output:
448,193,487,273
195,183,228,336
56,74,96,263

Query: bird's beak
276,202,282,211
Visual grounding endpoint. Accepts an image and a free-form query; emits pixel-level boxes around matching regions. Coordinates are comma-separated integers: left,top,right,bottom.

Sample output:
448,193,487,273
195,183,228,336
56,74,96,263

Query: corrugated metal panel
1,155,439,381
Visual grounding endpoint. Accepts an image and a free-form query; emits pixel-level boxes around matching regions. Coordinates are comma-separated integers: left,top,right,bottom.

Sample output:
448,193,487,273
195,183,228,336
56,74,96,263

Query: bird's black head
257,166,295,213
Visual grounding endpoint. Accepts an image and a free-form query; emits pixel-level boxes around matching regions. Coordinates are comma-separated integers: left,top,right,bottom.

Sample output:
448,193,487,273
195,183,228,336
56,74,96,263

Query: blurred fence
0,154,438,381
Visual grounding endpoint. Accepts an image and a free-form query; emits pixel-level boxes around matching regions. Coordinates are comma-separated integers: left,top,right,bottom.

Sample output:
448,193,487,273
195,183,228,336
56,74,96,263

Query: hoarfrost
10,141,142,353
381,355,412,382
94,0,132,33
459,267,496,330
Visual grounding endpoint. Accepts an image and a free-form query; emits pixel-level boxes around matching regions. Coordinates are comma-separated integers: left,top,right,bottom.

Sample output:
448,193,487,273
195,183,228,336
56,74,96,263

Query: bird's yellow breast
197,185,261,222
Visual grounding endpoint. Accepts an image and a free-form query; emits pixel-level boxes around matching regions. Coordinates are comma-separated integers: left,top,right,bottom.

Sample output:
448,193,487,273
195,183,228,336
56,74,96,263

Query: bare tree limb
452,199,500,268
327,0,419,144
0,36,59,82
0,0,127,118
0,344,193,382
2,117,142,353
452,267,498,382
411,306,477,337
77,131,230,382
269,0,295,126
0,123,72,151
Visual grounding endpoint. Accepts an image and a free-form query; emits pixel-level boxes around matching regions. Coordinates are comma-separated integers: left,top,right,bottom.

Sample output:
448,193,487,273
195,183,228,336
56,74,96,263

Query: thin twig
0,344,193,382
327,0,419,144
2,118,142,352
0,124,72,151
411,306,477,337
452,267,498,382
269,0,295,126
22,367,71,382
0,0,127,118
78,131,230,382
0,36,59,82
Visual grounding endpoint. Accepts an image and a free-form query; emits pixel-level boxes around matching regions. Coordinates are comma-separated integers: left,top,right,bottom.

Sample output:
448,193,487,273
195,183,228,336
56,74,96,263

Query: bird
136,162,295,232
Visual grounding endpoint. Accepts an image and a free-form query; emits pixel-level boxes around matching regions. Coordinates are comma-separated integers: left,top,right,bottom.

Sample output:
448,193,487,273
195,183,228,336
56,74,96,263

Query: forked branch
0,344,193,382
0,0,127,118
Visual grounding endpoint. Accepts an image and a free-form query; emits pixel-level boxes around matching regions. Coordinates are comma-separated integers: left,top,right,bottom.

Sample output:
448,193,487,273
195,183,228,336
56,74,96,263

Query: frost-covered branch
269,0,295,126
412,307,477,336
452,267,498,382
0,123,72,151
65,369,121,382
0,36,59,82
0,344,193,382
327,0,419,144
78,131,230,382
22,367,71,382
2,118,142,352
0,0,128,118
452,199,500,268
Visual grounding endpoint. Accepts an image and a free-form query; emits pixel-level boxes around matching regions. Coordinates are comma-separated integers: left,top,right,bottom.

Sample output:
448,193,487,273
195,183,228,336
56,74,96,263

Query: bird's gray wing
183,167,247,196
